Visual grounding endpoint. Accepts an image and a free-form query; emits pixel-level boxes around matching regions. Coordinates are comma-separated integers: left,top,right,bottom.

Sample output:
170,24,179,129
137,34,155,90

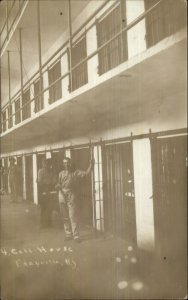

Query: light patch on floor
116,257,121,263
128,246,133,251
130,257,137,263
132,281,144,291
118,281,128,289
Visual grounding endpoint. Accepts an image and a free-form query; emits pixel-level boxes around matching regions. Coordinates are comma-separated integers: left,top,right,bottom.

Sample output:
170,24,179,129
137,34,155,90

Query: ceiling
0,0,91,106
1,38,187,154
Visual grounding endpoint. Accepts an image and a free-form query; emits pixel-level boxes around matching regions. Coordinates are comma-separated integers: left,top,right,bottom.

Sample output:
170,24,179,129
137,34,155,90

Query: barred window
48,60,62,104
34,77,43,112
145,0,186,48
71,36,88,91
15,98,21,124
22,89,31,121
97,4,127,75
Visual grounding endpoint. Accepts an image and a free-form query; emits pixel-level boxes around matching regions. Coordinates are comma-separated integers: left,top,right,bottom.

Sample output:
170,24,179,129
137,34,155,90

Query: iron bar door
25,155,33,202
71,147,93,228
151,135,187,259
103,142,137,243
16,156,23,198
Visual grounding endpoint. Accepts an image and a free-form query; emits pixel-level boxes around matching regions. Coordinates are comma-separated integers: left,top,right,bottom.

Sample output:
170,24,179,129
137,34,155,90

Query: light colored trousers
59,190,79,239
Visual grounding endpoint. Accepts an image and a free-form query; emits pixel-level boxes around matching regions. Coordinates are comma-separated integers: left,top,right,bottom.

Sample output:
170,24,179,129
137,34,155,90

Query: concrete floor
0,195,187,300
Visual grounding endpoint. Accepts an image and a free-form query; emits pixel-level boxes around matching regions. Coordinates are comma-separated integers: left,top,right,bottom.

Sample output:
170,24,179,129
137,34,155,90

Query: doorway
3,158,8,193
102,142,137,243
71,147,93,228
16,156,23,199
151,135,187,258
25,155,33,202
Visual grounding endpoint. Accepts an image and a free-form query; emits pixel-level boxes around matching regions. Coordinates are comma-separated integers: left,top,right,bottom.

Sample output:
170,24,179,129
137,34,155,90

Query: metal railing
0,0,27,55
1,0,186,134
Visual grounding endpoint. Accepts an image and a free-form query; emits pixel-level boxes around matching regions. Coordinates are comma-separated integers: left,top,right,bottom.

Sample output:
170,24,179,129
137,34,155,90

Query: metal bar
120,0,125,62
0,0,28,56
68,0,72,92
1,0,163,110
1,129,187,159
0,0,21,36
6,0,9,40
2,71,70,122
90,143,96,230
7,50,11,102
18,28,23,121
1,45,69,111
37,0,43,110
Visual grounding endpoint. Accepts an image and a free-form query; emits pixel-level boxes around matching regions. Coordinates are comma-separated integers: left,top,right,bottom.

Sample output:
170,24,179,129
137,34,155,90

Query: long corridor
0,196,186,300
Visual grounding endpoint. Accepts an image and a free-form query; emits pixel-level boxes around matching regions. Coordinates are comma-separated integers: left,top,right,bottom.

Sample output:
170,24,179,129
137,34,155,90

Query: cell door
151,135,187,258
103,142,137,243
51,150,65,176
36,153,46,172
25,156,33,202
16,157,23,198
71,147,93,227
3,158,8,193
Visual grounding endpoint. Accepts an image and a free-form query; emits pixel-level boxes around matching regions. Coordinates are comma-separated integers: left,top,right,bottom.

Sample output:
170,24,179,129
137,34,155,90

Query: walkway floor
0,195,187,300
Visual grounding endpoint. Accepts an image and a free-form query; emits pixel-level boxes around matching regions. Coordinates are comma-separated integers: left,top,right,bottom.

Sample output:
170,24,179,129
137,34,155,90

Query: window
15,98,21,124
2,111,6,132
22,89,31,121
34,77,43,112
71,36,88,91
8,104,13,129
145,0,186,48
48,61,62,104
97,3,128,75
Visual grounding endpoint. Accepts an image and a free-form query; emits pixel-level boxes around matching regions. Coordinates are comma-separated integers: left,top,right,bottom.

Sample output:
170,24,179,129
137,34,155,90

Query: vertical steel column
19,28,23,120
90,141,96,231
68,0,72,92
6,0,9,40
7,50,11,102
120,0,125,62
37,0,43,110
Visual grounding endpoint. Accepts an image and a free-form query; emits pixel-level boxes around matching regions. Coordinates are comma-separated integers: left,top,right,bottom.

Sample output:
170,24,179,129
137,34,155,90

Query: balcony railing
1,0,186,134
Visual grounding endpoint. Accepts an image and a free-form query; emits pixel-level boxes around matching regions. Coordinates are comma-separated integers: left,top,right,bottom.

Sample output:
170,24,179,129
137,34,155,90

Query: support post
7,50,11,102
19,28,23,121
22,155,26,200
6,0,9,40
37,0,43,111
68,0,72,92
33,154,38,204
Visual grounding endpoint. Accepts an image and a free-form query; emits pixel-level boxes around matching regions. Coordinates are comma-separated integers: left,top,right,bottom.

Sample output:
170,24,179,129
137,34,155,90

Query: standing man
37,158,57,228
8,157,18,202
56,157,94,242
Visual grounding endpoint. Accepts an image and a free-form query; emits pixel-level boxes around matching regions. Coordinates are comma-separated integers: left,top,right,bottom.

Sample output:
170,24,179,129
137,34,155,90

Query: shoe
74,237,81,243
64,236,72,241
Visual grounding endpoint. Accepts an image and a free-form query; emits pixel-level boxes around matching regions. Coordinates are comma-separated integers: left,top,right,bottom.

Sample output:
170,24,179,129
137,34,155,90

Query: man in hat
8,157,18,202
56,157,94,242
37,158,57,228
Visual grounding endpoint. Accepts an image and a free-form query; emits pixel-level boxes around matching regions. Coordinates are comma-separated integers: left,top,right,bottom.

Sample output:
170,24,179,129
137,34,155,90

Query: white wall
133,138,155,251
32,153,38,204
126,0,147,58
22,155,26,200
86,25,99,84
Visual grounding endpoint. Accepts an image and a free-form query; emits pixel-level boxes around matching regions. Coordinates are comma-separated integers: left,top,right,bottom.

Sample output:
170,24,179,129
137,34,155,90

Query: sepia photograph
0,0,187,299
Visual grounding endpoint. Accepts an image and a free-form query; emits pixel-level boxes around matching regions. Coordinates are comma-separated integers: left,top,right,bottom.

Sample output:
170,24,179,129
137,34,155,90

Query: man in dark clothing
8,157,18,202
37,158,57,228
56,157,94,242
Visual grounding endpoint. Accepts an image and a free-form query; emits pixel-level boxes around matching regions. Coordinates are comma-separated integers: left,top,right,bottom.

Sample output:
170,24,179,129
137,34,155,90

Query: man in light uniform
56,157,94,242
